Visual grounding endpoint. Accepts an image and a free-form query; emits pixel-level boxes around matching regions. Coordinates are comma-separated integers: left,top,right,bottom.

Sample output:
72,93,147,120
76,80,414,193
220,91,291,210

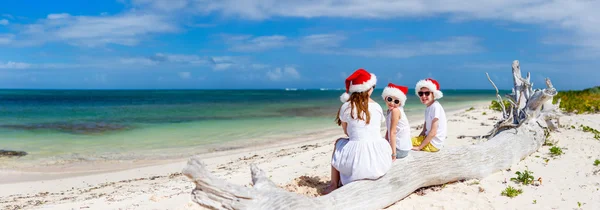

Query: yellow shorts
412,136,439,152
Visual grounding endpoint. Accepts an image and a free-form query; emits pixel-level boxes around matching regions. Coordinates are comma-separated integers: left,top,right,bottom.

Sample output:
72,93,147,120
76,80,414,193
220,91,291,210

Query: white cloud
151,53,210,65
266,66,301,81
461,63,510,70
117,53,264,71
302,34,482,58
0,61,103,70
344,36,483,58
300,34,346,50
188,23,217,28
120,57,159,66
0,34,14,44
10,12,178,47
223,34,345,53
221,33,481,57
178,71,191,79
224,35,288,52
192,1,600,52
0,61,32,69
251,64,270,69
266,69,283,81
213,63,234,71
284,67,300,79
131,0,190,12
47,13,70,19
0,19,8,25
121,53,215,67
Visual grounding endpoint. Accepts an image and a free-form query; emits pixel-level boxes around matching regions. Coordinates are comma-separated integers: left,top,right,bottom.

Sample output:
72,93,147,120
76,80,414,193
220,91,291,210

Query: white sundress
386,107,412,152
331,101,393,185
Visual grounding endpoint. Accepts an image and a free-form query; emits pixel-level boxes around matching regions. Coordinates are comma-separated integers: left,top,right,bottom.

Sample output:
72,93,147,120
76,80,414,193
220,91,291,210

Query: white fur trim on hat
339,92,350,103
415,80,443,99
382,87,407,106
339,73,377,103
348,73,377,93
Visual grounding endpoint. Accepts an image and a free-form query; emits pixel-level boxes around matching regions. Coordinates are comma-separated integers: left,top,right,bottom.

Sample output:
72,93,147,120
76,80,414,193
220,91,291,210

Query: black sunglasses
386,97,400,104
418,91,431,97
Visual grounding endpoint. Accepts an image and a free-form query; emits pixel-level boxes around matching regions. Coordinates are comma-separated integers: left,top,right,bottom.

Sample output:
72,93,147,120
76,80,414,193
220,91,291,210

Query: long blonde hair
335,91,371,126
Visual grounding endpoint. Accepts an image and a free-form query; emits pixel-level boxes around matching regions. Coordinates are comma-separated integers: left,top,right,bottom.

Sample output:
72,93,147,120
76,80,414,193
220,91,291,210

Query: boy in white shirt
412,78,447,152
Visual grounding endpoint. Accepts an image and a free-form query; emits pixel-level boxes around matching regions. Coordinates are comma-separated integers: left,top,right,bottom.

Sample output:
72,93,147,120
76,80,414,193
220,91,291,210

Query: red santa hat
415,78,443,100
382,83,408,106
340,68,377,103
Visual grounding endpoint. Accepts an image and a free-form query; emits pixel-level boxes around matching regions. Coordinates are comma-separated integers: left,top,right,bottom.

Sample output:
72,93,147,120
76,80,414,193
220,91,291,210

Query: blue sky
0,0,598,90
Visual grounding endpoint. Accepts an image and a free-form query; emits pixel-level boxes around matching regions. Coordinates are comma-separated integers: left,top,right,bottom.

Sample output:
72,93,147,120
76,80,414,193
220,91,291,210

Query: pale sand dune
2,102,600,210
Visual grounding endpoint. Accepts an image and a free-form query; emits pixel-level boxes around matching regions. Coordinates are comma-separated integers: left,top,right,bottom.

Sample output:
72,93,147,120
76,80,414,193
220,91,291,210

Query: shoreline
3,101,599,209
0,100,490,184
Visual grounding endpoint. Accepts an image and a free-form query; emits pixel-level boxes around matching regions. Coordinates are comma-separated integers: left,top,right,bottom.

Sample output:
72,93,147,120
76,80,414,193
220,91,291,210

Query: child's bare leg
323,138,345,195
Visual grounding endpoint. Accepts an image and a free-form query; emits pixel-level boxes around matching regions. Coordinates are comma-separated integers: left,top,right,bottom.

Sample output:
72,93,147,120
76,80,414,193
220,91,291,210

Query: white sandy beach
2,102,600,210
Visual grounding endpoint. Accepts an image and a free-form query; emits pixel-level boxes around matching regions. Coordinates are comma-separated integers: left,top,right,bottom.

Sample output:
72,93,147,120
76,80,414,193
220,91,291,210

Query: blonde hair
335,91,371,126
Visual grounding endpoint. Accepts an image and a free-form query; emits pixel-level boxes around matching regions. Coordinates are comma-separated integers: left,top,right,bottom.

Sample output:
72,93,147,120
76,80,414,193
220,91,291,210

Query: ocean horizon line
0,88,513,91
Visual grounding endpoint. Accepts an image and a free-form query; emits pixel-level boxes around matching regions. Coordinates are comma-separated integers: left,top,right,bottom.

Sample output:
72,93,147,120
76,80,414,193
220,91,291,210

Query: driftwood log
183,60,560,210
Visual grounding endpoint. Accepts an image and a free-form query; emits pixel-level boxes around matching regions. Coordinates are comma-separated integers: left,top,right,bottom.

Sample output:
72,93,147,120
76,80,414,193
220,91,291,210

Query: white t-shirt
425,101,447,149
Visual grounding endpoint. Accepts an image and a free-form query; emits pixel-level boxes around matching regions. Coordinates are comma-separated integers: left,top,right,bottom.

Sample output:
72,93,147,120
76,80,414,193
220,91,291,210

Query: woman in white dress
324,69,393,194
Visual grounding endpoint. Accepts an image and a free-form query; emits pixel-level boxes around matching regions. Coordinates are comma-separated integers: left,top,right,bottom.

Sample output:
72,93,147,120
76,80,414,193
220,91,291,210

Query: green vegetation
543,141,554,146
533,200,537,204
511,170,535,185
594,159,600,166
501,186,523,198
482,112,487,115
466,107,475,111
581,125,600,140
543,128,557,146
489,99,512,112
553,86,600,114
549,146,563,156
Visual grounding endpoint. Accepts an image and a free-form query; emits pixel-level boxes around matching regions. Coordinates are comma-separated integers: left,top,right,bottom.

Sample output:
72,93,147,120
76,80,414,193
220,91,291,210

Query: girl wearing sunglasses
326,69,392,194
412,78,447,152
381,83,412,160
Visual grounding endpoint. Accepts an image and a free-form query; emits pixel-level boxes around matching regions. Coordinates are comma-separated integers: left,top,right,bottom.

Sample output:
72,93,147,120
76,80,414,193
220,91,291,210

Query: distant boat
285,88,298,91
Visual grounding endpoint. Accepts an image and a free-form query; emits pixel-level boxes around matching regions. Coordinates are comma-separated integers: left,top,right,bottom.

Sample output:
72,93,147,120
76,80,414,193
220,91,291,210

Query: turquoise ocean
0,89,500,170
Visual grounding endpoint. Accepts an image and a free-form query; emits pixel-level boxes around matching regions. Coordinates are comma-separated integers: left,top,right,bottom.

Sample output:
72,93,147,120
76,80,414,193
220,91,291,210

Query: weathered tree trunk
183,60,560,210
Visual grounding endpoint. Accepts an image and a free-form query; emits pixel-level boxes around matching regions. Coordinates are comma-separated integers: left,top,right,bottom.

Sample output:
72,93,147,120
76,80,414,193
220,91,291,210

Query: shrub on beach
489,100,512,112
511,170,535,185
549,146,563,156
580,125,600,140
501,186,522,198
553,86,600,114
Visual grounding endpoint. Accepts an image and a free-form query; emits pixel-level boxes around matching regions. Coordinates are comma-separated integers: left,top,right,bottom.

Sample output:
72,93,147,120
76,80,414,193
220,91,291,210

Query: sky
0,0,599,90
